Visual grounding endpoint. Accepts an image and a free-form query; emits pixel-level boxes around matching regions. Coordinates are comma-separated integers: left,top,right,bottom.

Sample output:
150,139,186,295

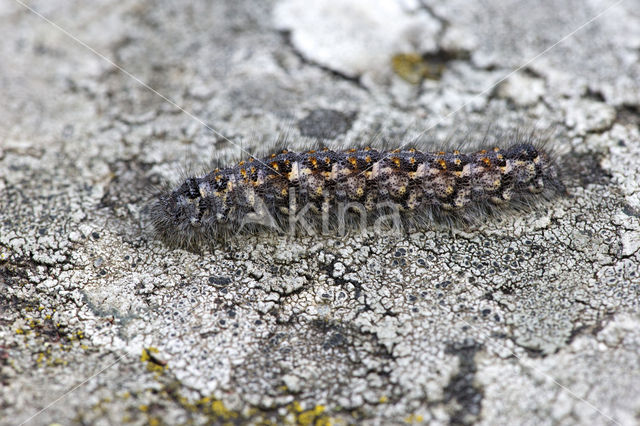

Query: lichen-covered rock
1,0,639,425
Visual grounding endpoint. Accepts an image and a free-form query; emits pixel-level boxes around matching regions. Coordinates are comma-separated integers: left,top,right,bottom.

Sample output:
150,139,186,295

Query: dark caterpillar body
150,142,565,248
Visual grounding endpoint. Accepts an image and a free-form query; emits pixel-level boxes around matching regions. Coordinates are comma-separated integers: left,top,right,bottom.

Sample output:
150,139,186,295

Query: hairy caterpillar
148,133,566,249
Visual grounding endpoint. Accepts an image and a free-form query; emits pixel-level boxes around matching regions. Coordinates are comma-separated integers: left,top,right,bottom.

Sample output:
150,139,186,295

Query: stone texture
1,0,639,425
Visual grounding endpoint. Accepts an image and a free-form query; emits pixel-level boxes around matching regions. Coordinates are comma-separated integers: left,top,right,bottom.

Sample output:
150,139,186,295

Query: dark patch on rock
208,275,232,286
622,203,640,218
562,151,611,188
443,339,483,426
99,158,154,211
297,109,357,139
616,104,640,129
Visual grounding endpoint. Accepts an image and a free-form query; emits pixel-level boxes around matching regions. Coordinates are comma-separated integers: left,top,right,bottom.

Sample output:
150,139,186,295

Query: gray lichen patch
1,0,640,425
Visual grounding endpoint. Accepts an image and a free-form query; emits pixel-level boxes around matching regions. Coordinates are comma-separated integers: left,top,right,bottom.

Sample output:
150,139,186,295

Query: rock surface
1,0,639,424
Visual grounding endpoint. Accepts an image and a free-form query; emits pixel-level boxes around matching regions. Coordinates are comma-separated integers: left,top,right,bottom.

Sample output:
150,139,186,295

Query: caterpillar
149,137,566,249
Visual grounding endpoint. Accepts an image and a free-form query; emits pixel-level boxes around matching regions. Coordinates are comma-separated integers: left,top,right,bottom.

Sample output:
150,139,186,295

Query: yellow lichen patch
211,400,238,420
287,402,331,426
391,53,446,83
404,413,425,424
379,395,388,403
190,396,244,423
140,347,166,372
